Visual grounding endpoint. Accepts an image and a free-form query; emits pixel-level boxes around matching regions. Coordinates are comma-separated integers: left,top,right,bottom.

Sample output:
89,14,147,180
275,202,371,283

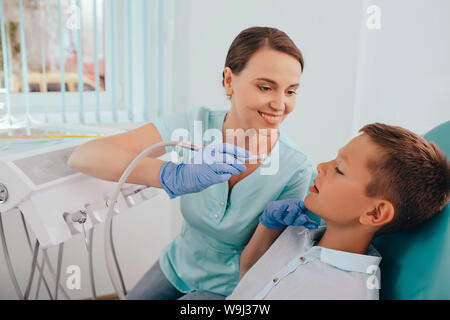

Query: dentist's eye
335,167,344,175
258,85,271,92
287,90,297,96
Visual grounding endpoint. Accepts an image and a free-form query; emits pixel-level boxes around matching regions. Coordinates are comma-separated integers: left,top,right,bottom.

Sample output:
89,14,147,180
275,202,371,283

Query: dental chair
373,121,450,300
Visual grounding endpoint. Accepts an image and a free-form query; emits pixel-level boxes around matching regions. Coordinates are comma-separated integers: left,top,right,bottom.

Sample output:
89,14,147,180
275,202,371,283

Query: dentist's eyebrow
255,78,299,88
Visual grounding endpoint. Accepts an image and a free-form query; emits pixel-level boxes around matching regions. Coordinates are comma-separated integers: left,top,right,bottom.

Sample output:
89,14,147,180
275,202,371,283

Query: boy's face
305,134,380,227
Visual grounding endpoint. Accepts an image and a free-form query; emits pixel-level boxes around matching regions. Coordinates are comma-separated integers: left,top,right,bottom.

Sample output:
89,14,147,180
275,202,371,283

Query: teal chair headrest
373,121,450,299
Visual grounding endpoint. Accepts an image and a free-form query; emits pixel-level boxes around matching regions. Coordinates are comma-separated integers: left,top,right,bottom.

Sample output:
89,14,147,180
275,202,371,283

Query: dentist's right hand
159,143,250,198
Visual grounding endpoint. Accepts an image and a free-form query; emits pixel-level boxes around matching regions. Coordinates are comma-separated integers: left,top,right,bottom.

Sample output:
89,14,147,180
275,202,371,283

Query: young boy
227,123,450,300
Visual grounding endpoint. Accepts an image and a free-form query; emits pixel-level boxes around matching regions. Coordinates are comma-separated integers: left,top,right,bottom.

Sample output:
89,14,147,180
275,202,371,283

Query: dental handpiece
176,141,266,163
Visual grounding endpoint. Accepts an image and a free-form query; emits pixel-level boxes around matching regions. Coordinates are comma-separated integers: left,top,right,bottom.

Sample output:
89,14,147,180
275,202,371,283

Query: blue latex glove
259,199,319,229
159,143,250,198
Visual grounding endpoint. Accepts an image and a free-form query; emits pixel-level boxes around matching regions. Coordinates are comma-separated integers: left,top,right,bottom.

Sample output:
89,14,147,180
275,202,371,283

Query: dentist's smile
258,111,283,125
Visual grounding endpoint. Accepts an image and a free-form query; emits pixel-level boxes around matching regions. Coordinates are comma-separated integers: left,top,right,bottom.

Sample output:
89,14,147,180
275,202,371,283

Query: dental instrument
176,141,267,163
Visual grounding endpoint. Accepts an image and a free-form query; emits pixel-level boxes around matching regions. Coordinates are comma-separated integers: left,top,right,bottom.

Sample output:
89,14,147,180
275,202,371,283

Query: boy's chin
304,194,314,209
304,196,323,219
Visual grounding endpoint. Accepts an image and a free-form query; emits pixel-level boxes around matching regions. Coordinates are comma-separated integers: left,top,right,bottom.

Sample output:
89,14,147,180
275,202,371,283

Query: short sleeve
152,111,189,154
152,106,211,154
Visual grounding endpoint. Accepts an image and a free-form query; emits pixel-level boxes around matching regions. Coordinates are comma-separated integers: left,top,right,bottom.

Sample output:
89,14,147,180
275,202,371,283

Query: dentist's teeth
260,112,281,121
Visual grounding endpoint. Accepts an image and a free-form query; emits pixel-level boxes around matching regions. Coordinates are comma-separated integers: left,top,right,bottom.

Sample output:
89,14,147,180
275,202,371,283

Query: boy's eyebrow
255,78,299,88
337,149,349,163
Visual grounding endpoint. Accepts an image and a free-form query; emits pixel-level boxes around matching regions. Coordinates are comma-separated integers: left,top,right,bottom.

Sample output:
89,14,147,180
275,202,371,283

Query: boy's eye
288,90,297,96
335,167,344,175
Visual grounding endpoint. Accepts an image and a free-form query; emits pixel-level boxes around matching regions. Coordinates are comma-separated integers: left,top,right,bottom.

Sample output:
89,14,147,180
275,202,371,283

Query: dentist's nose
269,93,286,112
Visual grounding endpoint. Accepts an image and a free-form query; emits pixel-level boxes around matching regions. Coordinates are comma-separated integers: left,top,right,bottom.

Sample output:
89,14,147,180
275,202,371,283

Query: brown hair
359,123,450,236
222,27,304,89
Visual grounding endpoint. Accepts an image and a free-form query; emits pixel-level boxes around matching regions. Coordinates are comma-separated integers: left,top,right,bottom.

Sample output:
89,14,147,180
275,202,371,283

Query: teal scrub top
152,106,314,296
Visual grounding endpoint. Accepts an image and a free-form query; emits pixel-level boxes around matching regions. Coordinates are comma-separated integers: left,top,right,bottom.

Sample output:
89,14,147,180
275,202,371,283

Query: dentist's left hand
159,143,250,198
259,199,319,229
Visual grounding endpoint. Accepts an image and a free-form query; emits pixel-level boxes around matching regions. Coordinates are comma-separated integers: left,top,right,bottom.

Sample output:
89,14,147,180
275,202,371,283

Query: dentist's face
224,47,302,131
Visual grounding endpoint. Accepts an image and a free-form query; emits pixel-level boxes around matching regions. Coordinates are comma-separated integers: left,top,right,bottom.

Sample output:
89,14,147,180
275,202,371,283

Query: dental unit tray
0,124,156,248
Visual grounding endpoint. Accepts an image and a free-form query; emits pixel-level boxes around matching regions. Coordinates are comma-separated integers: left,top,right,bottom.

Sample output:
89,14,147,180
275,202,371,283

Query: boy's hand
259,199,319,229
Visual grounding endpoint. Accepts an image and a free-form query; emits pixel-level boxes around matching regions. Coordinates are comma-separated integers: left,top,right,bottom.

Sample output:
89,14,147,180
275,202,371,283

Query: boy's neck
316,224,374,255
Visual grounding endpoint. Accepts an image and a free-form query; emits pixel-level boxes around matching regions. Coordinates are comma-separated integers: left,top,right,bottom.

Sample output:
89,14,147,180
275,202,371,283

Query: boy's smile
309,182,319,194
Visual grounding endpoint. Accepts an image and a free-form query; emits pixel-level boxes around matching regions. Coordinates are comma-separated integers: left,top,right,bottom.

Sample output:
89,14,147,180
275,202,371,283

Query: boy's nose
317,162,325,175
317,161,331,176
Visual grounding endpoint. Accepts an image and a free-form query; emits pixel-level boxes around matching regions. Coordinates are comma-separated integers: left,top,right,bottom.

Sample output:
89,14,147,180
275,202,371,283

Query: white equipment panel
0,125,155,248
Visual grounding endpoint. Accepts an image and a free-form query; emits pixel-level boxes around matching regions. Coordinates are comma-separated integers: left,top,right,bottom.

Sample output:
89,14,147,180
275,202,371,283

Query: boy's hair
359,123,450,236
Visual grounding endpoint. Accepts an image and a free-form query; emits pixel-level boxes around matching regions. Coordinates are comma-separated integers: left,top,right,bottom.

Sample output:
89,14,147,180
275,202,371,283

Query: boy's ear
223,67,234,97
360,200,395,228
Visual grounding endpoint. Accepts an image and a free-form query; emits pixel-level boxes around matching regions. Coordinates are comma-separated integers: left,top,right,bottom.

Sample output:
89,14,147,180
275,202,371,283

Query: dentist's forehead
254,77,300,88
244,48,302,76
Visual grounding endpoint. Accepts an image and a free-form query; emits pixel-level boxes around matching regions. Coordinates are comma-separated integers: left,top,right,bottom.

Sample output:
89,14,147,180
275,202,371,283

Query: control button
0,183,8,204
220,201,225,206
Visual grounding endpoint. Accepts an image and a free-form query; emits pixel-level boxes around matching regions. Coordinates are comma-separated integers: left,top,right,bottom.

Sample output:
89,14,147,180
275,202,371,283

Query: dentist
68,26,318,300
